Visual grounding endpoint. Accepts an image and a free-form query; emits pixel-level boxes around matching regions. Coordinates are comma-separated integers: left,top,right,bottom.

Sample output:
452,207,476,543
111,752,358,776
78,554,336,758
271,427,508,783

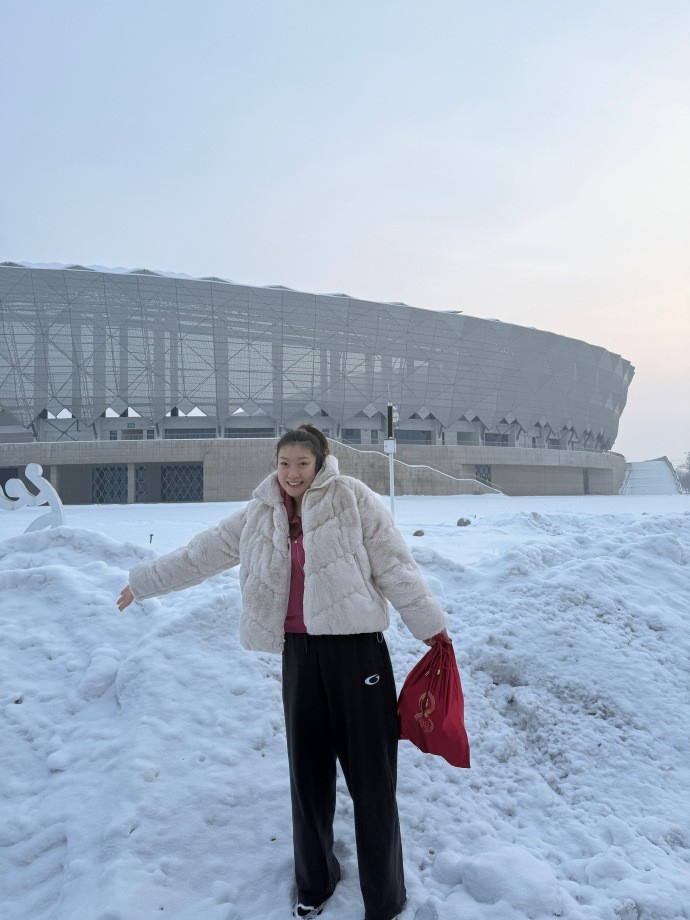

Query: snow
10,261,214,283
1,493,689,920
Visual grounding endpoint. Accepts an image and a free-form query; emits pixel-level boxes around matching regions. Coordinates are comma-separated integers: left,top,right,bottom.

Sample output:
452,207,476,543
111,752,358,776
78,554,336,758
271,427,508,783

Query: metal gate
92,467,128,504
160,464,203,502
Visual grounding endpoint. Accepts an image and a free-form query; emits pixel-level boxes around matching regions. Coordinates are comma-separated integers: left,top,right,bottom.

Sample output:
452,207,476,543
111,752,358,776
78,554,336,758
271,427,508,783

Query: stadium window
395,429,432,444
224,427,275,439
109,430,118,441
484,433,509,447
342,428,362,444
370,430,379,444
146,429,155,440
164,428,217,440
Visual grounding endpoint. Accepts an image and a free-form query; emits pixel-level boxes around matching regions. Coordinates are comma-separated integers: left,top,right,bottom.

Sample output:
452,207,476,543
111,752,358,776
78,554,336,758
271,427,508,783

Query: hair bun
276,423,330,471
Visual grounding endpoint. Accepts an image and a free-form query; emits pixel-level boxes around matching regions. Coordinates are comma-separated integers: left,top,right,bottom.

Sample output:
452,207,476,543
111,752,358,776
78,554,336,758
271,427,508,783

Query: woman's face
277,444,319,507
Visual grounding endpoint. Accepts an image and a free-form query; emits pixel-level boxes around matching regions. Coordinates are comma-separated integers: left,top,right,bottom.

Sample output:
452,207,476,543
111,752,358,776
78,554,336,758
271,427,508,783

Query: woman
118,425,448,920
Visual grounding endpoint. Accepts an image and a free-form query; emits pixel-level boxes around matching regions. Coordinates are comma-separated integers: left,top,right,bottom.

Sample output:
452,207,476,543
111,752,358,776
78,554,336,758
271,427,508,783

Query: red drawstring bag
398,634,470,768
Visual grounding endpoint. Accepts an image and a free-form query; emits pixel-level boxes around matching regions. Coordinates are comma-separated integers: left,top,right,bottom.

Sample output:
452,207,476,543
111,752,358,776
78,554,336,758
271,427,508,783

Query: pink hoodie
280,485,307,633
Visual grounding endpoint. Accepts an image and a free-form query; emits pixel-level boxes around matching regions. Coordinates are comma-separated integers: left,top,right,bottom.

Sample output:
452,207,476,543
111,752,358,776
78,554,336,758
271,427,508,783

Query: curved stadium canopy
0,262,634,450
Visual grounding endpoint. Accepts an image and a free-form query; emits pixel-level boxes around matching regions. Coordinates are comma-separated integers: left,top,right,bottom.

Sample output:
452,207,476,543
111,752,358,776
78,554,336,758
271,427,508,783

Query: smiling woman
117,421,448,920
276,428,323,511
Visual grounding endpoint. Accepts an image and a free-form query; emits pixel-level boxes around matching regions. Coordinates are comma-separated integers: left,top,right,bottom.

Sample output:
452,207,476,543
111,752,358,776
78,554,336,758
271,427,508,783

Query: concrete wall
0,439,627,502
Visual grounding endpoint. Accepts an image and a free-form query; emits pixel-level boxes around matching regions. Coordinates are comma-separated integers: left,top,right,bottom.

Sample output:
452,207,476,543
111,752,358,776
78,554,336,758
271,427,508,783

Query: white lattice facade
0,262,633,451
0,262,633,499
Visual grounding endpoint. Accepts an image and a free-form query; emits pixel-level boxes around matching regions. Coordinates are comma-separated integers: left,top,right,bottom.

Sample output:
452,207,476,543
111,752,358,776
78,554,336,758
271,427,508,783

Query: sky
1,0,688,463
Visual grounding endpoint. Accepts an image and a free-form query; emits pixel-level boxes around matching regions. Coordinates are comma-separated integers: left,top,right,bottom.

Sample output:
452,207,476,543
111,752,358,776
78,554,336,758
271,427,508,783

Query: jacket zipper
299,494,308,631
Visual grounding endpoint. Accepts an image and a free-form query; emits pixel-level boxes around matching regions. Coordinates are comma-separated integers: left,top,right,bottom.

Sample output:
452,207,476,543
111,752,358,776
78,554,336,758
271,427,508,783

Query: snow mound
1,507,690,920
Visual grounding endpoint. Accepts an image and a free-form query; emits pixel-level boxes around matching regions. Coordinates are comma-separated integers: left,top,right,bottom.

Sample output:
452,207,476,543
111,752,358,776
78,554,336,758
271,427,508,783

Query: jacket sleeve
353,481,447,641
128,506,247,600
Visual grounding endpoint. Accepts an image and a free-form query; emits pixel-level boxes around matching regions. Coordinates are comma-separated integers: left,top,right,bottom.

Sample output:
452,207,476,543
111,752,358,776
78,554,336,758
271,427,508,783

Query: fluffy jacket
128,455,447,654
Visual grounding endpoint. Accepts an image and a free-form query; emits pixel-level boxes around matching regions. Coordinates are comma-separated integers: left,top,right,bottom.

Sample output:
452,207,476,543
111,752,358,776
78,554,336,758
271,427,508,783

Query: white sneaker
293,902,325,918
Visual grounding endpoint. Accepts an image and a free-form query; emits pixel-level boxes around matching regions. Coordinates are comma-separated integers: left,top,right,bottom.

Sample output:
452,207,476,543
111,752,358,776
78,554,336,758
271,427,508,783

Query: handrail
331,440,504,495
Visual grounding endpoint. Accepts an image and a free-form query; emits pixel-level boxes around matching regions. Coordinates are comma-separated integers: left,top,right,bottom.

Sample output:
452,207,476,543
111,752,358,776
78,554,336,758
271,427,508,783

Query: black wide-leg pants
282,632,407,920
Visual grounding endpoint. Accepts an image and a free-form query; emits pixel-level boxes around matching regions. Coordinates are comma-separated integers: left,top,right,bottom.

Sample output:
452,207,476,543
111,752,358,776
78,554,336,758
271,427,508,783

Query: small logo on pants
364,674,380,686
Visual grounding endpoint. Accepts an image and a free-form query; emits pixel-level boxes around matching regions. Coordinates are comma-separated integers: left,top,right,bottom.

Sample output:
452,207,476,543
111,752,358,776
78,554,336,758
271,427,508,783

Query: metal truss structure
0,263,634,450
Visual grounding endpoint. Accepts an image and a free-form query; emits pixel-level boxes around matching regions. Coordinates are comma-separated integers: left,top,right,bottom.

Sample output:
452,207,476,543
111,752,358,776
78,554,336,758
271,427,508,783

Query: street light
384,402,399,521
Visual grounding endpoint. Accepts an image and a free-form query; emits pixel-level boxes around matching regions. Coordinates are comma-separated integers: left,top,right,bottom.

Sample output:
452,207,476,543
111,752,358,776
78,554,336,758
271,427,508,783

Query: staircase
619,457,682,495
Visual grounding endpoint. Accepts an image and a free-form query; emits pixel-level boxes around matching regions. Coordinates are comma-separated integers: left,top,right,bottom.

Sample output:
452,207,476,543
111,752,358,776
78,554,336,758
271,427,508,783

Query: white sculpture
0,463,66,532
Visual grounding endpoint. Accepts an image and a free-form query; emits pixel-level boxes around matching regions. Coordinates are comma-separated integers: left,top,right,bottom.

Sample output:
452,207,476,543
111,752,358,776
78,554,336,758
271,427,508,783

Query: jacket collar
253,453,340,506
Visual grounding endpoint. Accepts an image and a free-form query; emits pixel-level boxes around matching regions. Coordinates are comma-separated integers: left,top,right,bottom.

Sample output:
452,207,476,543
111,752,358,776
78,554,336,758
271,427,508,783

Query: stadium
0,262,634,502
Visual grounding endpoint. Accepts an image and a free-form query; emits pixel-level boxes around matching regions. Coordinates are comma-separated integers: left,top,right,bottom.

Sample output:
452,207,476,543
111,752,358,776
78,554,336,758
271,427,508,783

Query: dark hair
276,424,330,472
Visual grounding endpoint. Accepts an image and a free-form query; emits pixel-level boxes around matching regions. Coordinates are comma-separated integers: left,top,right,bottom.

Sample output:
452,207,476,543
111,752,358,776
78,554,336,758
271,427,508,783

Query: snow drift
1,498,689,920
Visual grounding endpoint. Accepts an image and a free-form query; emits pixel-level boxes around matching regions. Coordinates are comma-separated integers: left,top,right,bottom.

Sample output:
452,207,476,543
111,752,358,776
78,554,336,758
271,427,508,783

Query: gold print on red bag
415,690,436,733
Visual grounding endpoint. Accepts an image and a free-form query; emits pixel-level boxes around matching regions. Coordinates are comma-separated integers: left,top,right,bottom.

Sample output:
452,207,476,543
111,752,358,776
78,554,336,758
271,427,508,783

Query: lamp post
384,402,398,521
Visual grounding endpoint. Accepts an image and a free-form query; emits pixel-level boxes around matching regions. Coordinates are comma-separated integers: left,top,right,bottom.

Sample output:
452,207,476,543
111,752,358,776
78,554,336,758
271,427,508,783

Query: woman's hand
423,628,450,647
117,586,135,612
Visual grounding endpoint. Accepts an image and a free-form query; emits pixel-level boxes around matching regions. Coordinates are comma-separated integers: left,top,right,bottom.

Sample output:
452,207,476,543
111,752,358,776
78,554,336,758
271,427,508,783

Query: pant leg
316,634,407,920
282,633,341,905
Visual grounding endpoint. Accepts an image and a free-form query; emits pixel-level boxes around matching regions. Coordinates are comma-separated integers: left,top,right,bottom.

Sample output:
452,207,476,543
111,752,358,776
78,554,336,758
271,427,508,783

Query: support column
48,464,60,493
127,463,135,504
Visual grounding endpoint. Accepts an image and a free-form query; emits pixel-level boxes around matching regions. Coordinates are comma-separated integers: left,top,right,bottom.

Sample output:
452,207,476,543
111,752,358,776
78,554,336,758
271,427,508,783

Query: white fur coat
129,455,447,654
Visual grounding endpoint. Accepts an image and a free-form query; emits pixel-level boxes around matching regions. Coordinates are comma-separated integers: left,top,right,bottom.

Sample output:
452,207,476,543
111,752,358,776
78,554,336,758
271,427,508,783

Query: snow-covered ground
1,493,688,920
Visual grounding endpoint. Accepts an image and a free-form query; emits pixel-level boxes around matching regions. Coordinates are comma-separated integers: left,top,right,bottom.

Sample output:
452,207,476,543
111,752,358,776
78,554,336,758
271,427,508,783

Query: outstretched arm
119,506,248,607
354,481,448,641
423,629,450,647
117,585,134,612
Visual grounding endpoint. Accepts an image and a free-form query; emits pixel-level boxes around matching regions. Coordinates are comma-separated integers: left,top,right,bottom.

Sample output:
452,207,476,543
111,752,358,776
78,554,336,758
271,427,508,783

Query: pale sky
1,0,688,463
